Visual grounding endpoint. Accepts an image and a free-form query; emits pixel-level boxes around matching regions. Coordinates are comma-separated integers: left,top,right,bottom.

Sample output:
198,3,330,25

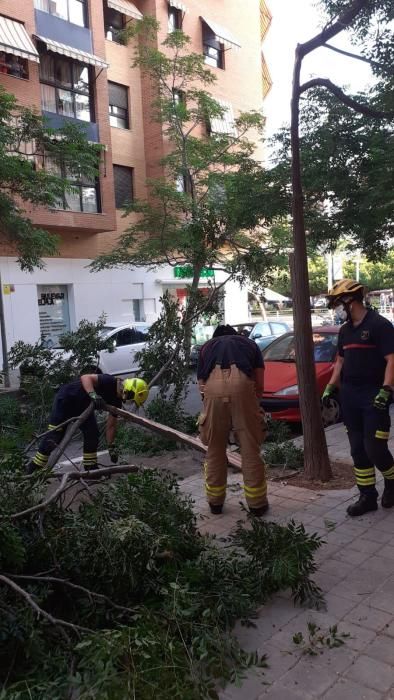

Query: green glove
88,391,106,411
108,444,119,464
322,384,336,407
373,387,392,411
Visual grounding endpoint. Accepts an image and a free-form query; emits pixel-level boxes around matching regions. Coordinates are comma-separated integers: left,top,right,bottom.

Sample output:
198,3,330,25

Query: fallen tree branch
107,405,242,470
7,574,136,616
46,404,95,471
9,465,139,520
0,574,91,637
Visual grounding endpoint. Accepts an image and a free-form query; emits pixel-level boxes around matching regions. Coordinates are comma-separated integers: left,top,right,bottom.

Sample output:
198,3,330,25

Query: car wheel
321,397,341,427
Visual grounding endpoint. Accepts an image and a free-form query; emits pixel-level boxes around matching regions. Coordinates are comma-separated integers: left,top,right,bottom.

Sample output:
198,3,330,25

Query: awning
201,17,241,50
35,36,108,69
107,0,143,21
0,16,39,63
168,0,188,12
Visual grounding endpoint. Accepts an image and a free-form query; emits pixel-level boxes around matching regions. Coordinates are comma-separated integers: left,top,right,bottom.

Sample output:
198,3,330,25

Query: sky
263,0,374,138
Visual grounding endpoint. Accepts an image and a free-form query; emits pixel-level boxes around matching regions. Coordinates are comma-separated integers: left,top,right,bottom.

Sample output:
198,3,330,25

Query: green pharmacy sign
174,266,214,279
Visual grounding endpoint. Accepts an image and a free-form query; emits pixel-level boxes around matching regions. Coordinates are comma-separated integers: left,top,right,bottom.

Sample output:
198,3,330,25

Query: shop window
108,81,129,129
0,51,28,79
168,6,182,32
113,165,134,208
34,0,87,28
39,53,94,123
104,2,125,42
37,284,71,348
202,24,224,69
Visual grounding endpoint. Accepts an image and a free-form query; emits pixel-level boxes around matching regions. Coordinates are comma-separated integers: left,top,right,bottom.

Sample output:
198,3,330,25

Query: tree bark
290,49,332,481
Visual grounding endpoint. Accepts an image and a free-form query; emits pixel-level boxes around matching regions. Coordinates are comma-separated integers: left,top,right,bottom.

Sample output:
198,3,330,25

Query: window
0,52,28,79
114,328,133,346
104,3,125,42
34,0,87,28
45,155,99,213
108,82,129,129
168,6,182,32
113,165,134,208
133,299,143,322
202,24,224,69
39,53,93,122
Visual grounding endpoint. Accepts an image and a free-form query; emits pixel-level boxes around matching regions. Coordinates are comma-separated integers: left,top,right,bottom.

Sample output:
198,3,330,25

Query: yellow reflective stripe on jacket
376,430,390,440
48,423,63,432
353,467,376,486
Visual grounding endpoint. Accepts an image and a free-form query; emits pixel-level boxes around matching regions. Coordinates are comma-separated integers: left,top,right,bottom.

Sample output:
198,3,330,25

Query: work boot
25,460,39,475
209,504,223,515
382,485,394,509
347,493,378,517
249,502,269,517
83,463,99,472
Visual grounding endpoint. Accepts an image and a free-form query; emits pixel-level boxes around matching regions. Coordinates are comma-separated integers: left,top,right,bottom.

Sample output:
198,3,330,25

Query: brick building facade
0,0,271,363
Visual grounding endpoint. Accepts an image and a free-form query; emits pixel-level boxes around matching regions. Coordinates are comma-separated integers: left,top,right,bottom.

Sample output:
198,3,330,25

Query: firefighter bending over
323,279,394,517
26,374,149,474
197,324,268,516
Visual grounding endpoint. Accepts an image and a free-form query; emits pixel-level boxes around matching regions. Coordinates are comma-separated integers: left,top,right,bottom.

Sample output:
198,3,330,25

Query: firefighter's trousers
341,383,394,497
199,365,267,509
31,390,99,471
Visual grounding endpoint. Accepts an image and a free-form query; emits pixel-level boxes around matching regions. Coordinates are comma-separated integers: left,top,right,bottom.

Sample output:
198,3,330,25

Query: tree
0,87,102,384
289,0,393,481
91,23,286,359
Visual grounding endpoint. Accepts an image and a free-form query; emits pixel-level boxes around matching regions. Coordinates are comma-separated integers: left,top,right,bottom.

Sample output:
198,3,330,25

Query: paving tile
257,682,313,699
312,570,346,594
344,604,393,632
318,558,355,580
345,655,394,693
332,546,371,567
322,678,383,700
256,643,299,685
350,538,385,555
234,599,302,649
363,529,394,545
334,621,377,652
363,633,394,666
358,555,394,576
324,593,358,618
279,656,339,697
366,593,394,616
378,545,394,561
220,670,268,699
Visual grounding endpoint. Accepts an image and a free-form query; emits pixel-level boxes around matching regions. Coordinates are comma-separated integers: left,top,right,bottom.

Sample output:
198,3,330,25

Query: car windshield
101,326,116,335
264,332,338,363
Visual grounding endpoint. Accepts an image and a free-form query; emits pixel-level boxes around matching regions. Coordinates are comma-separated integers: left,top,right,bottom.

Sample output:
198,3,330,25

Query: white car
98,323,150,375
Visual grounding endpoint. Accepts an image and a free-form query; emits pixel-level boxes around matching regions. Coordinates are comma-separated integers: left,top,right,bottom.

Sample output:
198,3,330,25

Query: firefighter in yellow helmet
26,373,149,474
323,279,394,516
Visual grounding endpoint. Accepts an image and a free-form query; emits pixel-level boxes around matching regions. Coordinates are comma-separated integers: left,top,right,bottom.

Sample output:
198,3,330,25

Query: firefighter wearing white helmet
26,373,149,474
323,279,394,516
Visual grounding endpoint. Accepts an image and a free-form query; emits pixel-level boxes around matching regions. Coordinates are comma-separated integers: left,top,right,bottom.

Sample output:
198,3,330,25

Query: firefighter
323,279,394,516
26,374,149,474
197,325,268,516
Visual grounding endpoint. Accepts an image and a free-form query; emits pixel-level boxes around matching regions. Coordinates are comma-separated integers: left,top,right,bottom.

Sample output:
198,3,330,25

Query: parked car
260,326,340,426
248,320,290,351
189,321,289,367
97,323,150,375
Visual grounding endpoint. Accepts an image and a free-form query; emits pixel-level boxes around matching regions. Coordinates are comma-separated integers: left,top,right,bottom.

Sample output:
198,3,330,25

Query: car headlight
274,385,299,396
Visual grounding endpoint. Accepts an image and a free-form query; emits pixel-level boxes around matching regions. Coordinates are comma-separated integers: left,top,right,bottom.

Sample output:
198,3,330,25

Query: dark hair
212,324,237,338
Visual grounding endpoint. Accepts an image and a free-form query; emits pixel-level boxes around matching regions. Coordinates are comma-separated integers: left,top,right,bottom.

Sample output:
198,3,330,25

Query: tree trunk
290,47,332,481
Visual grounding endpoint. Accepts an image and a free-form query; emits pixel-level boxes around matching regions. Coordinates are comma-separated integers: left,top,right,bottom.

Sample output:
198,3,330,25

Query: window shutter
108,81,128,109
114,165,133,208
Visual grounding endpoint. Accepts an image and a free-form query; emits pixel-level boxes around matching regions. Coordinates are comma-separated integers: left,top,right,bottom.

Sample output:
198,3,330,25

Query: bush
0,468,323,699
8,316,114,432
264,441,304,470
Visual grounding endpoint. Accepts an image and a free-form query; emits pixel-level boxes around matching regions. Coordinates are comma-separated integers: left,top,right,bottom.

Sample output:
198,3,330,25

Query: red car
261,326,340,426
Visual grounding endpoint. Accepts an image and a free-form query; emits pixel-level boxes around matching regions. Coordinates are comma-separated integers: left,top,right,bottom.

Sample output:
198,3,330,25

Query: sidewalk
176,435,394,699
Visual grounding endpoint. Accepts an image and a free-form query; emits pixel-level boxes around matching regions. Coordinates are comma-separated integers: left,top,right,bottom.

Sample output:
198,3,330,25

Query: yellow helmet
123,378,149,406
326,278,365,308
